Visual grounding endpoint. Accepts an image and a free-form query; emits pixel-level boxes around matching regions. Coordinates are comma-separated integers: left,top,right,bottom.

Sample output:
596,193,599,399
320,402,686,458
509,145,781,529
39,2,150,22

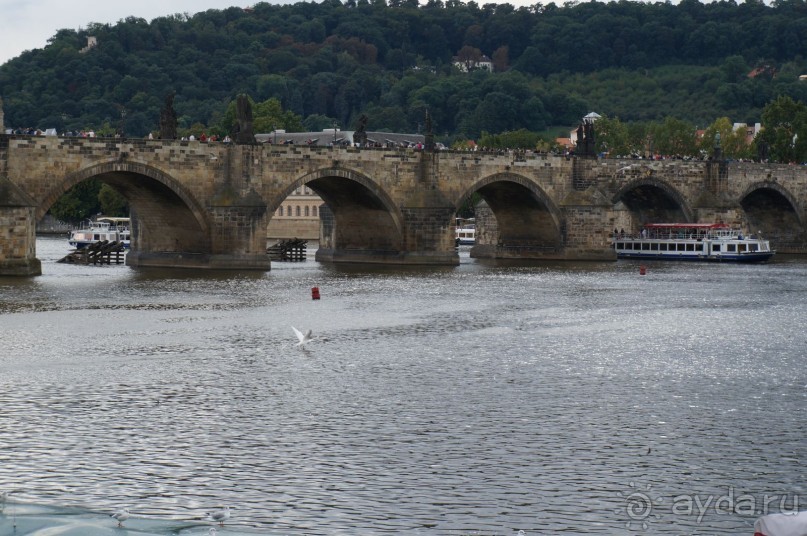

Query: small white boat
455,218,475,246
68,216,130,249
613,223,774,263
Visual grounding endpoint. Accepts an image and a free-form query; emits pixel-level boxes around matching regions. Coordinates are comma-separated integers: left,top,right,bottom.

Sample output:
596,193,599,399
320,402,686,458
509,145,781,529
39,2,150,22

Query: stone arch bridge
1,135,805,276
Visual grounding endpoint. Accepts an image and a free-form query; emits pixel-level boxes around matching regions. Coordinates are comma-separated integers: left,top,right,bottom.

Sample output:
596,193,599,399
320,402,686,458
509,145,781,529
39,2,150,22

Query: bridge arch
457,172,564,249
612,177,694,228
286,167,405,254
41,160,212,254
739,180,803,225
739,180,805,250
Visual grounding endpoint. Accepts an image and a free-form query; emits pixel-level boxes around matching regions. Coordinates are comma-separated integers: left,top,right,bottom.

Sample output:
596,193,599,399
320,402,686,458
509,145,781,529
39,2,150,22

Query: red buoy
639,265,647,275
311,286,321,300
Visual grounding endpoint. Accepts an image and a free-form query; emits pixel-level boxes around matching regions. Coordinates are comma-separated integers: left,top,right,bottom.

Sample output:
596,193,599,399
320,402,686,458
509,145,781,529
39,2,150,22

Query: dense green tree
593,116,633,157
98,184,129,217
757,95,807,162
4,0,807,142
214,96,304,135
648,117,698,157
478,128,547,150
700,116,754,160
48,180,102,224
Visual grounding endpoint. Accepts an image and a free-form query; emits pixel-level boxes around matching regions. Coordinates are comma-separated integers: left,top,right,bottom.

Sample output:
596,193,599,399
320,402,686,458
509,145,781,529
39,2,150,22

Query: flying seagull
206,505,231,525
110,507,130,527
292,326,313,346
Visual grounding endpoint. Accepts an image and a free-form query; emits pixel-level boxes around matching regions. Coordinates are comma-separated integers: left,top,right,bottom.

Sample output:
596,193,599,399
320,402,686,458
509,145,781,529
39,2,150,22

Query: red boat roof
643,223,730,229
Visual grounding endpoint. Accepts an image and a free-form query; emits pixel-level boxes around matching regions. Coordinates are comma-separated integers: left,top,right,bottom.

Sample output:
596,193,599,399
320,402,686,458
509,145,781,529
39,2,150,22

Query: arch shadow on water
127,267,270,283
318,261,457,278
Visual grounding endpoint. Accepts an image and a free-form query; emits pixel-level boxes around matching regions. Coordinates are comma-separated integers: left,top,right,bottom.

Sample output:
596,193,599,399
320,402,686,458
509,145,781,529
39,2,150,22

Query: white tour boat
455,218,476,245
68,217,131,249
613,223,774,262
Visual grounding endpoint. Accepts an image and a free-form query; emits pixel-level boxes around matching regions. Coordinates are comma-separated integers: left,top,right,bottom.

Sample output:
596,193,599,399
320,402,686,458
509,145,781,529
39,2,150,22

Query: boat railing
612,230,748,241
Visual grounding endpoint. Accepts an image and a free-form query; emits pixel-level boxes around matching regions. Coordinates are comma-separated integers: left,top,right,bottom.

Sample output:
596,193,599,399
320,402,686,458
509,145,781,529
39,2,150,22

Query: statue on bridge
159,93,178,140
353,114,368,147
233,94,256,144
584,119,595,157
712,132,723,161
425,110,435,152
575,119,596,158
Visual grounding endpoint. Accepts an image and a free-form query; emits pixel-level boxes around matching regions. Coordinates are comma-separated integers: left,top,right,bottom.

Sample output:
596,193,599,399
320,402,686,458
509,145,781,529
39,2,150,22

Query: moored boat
455,218,475,245
68,216,131,249
613,223,774,262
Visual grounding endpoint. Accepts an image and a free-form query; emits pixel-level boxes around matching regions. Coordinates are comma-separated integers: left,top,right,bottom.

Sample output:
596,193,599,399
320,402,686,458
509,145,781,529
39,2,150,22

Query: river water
1,236,806,534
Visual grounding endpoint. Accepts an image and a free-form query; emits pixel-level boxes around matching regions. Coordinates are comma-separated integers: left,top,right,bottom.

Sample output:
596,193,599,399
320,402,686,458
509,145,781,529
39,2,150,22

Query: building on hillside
555,137,573,152
733,122,762,145
452,55,493,73
748,65,776,79
79,36,97,54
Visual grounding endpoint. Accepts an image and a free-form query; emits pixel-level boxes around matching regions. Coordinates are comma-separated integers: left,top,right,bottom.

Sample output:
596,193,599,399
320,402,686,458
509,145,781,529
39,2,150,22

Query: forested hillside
3,0,807,140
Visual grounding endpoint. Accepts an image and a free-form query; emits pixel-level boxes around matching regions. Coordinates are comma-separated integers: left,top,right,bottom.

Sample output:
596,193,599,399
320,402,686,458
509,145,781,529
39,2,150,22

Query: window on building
296,206,301,216
305,206,310,216
278,206,283,216
313,205,318,216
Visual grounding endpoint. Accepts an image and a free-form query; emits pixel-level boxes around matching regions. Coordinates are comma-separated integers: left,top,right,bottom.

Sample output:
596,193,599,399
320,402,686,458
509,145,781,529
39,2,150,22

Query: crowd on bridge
0,128,767,163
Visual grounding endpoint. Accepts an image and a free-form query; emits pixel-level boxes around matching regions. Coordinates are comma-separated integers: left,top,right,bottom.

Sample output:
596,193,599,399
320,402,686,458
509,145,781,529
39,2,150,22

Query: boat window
749,243,758,252
659,243,668,251
712,244,720,252
642,243,650,250
686,243,695,251
727,244,736,252
677,243,685,251
738,243,747,252
651,243,659,251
